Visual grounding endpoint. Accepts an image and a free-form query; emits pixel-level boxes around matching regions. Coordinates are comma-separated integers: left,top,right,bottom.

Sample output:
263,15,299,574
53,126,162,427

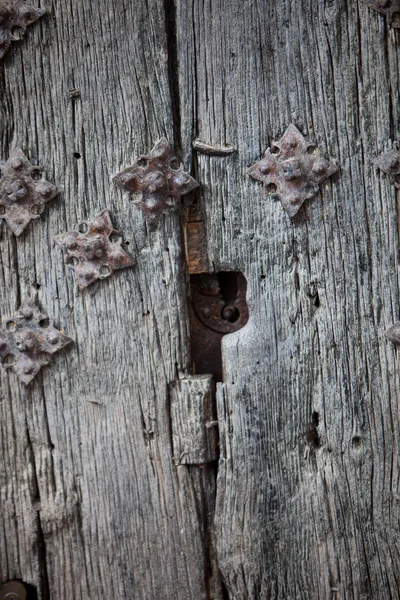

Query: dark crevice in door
163,0,182,153
25,426,50,600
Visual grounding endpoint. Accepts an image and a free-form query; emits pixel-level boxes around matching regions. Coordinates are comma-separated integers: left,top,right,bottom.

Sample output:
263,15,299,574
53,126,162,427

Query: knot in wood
0,0,45,60
0,298,73,385
113,138,199,217
54,209,134,290
0,149,58,235
248,124,338,218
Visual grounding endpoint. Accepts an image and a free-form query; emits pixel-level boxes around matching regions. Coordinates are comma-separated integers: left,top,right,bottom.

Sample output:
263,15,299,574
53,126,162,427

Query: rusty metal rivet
0,1,45,60
113,138,199,217
248,124,338,218
0,149,58,236
385,322,400,345
0,580,28,600
54,209,134,290
362,1,400,28
0,298,72,385
374,146,400,188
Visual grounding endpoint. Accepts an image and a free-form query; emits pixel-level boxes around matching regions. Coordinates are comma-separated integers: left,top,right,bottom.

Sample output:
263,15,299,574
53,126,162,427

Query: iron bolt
0,580,28,600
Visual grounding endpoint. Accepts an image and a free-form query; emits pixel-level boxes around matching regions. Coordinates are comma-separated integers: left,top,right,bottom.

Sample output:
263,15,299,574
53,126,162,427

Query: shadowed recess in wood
189,272,248,381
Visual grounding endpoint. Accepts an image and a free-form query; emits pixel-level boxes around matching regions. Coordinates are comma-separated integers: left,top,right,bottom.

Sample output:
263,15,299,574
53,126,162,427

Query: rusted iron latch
54,209,134,289
0,0,44,60
189,272,249,381
248,124,338,217
113,138,199,217
0,149,58,236
0,298,73,385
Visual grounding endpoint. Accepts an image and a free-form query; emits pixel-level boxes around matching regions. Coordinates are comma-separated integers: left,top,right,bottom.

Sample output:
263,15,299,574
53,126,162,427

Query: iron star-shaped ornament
0,298,73,385
362,1,400,28
248,124,338,218
374,147,400,188
113,138,199,217
0,0,45,60
0,148,58,236
54,209,134,290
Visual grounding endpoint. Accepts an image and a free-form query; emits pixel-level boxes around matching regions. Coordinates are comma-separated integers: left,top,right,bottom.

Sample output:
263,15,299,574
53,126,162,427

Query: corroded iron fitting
374,147,400,188
0,298,73,385
113,138,199,216
362,1,400,28
55,209,134,290
385,322,400,345
248,124,338,218
0,0,44,60
0,149,58,236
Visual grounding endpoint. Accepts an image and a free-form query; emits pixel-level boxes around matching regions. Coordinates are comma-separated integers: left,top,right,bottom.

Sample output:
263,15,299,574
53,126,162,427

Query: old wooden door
1,1,400,599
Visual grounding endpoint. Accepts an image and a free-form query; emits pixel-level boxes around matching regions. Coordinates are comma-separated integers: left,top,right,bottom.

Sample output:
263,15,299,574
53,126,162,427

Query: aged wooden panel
0,2,209,599
177,0,400,598
170,374,218,465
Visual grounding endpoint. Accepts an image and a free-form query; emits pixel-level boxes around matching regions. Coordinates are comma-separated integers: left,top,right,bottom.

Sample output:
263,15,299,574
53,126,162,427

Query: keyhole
189,271,248,381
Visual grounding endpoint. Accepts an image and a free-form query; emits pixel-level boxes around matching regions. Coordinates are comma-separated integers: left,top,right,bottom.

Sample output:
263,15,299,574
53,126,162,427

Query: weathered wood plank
0,2,209,599
170,374,218,465
177,0,400,598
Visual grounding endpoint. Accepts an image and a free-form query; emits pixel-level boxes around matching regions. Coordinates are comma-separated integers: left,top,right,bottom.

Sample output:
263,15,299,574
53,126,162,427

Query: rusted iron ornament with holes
55,209,134,290
113,138,199,216
0,0,44,60
0,149,58,236
362,0,400,28
0,298,72,385
248,124,338,218
374,146,400,188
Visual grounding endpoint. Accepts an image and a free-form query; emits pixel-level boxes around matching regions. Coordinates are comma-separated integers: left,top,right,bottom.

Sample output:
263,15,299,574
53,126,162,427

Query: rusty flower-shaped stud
113,138,199,216
0,149,58,235
362,1,400,28
0,0,45,60
248,124,338,218
374,146,400,188
54,209,134,290
0,298,73,385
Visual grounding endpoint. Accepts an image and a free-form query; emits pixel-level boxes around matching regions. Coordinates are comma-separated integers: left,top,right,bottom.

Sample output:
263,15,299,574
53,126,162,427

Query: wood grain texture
170,374,218,465
0,1,210,599
176,0,400,598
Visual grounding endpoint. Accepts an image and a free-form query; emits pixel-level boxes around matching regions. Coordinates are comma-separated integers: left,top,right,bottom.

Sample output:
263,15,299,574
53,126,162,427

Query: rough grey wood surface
0,2,212,599
176,0,400,598
170,375,218,465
